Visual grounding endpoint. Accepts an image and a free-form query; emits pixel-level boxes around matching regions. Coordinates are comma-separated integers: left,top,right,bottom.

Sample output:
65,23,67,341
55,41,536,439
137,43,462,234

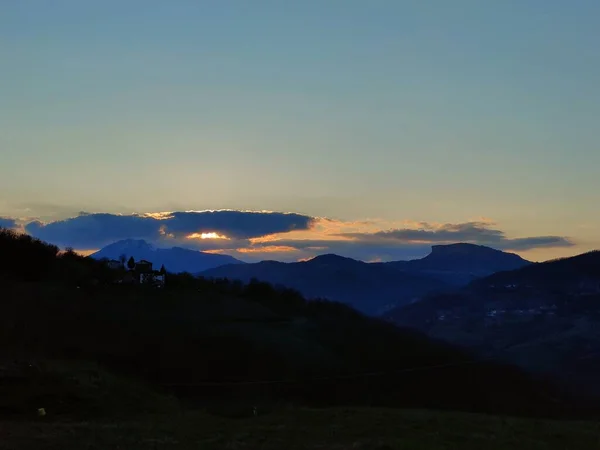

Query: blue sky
1,1,598,261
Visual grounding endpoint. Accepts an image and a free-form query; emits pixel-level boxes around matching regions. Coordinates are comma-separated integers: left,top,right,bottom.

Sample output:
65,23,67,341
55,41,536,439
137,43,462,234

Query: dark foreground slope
0,228,595,420
3,279,582,418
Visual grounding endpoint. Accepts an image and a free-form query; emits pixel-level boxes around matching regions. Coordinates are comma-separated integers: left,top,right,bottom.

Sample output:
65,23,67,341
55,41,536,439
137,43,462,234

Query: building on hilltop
133,259,165,288
135,260,153,273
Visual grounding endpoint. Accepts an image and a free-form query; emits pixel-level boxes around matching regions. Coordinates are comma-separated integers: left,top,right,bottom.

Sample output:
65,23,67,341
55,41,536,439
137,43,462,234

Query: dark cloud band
25,210,315,248
1,211,574,262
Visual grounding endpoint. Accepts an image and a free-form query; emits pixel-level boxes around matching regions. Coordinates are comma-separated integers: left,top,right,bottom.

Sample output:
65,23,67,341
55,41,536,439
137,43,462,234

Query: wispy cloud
337,221,573,251
192,219,574,262
25,210,315,249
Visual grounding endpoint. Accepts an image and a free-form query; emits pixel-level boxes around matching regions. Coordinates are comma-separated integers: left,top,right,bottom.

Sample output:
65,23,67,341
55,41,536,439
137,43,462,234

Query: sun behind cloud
187,232,229,240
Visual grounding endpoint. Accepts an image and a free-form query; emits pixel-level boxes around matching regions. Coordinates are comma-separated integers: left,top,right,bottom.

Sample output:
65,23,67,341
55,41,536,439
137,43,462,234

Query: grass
2,359,600,449
1,407,600,450
0,360,180,419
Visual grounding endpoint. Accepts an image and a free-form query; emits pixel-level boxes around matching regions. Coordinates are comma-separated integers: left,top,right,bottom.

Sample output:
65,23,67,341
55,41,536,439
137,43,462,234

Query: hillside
385,250,600,397
0,227,590,419
201,254,450,315
471,250,600,289
91,239,244,273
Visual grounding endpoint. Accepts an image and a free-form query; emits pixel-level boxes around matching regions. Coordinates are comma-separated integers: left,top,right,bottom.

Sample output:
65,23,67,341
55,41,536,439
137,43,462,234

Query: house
135,260,153,284
131,259,166,288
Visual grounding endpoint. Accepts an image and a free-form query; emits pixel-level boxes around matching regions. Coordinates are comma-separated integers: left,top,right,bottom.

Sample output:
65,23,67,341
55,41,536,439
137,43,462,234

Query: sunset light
2,1,599,443
236,245,297,253
187,232,229,240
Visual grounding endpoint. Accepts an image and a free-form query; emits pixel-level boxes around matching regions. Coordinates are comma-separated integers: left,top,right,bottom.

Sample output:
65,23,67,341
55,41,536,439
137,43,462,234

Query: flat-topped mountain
378,243,531,285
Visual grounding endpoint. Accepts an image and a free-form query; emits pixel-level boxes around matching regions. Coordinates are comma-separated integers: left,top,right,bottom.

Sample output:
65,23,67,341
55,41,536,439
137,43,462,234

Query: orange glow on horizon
75,249,97,257
202,249,228,254
247,218,416,245
237,245,297,254
203,245,299,255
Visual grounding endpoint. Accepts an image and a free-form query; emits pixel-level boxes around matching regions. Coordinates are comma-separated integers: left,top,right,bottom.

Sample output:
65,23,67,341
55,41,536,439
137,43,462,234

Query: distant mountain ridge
90,239,244,273
201,253,449,315
199,244,528,315
91,240,530,314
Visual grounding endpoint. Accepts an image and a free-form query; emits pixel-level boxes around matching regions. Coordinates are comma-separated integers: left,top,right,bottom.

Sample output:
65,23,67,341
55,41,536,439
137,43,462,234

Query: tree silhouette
127,256,136,270
119,254,127,266
159,264,166,275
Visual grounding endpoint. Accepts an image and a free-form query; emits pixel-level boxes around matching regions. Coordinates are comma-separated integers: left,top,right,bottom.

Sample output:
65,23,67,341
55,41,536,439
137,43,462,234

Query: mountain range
90,240,533,315
90,239,245,273
201,253,447,315
200,243,530,315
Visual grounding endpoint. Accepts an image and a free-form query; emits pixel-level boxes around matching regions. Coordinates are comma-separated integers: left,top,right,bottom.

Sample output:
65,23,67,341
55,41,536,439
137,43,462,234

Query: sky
1,1,598,262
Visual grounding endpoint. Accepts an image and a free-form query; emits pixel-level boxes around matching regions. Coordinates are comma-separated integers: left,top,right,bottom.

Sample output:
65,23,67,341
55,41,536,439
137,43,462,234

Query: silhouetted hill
1,227,590,419
1,279,585,419
471,250,600,289
385,250,600,398
201,254,450,315
308,253,360,265
91,239,244,273
378,243,531,286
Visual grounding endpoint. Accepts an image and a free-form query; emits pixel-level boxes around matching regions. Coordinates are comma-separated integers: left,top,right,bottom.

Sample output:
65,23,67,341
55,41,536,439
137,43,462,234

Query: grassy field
2,407,600,450
2,360,599,449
